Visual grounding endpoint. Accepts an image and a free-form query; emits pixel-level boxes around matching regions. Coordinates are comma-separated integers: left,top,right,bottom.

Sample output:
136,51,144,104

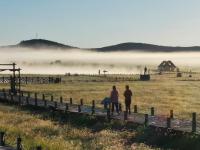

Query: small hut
140,66,150,81
158,60,176,72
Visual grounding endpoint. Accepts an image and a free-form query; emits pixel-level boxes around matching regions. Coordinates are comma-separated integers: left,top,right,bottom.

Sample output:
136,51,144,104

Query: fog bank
0,48,200,74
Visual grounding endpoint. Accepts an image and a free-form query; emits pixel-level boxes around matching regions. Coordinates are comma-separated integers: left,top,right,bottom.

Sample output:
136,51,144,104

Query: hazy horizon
0,47,200,74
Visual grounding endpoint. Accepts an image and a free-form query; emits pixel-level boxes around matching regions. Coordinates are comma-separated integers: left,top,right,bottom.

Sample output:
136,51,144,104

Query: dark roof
158,60,176,68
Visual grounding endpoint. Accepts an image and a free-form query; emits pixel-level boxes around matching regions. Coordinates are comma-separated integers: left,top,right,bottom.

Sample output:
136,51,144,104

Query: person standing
144,66,147,75
124,85,133,114
110,85,119,115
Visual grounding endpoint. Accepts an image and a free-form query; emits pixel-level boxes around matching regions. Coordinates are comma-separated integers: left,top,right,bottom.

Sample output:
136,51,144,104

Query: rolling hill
18,39,76,49
1,39,77,50
94,42,200,52
1,39,200,52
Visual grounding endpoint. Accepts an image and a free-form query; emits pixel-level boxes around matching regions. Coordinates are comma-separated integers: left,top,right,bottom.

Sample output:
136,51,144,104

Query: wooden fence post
134,105,138,113
44,100,47,107
92,100,95,108
51,95,53,102
91,100,95,114
60,96,63,103
0,132,5,146
107,109,111,122
80,99,83,106
70,98,72,105
145,114,148,127
16,136,22,150
167,117,171,128
42,94,45,101
124,111,128,121
36,146,42,150
151,107,154,116
170,110,173,119
192,112,196,132
78,105,81,112
34,93,38,106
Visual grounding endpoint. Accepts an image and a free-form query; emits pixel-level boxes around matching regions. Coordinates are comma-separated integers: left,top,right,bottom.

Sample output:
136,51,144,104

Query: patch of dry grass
0,73,200,149
0,104,157,150
0,73,198,120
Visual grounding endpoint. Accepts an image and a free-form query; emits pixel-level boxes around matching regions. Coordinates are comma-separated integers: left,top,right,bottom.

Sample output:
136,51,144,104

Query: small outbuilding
158,60,176,72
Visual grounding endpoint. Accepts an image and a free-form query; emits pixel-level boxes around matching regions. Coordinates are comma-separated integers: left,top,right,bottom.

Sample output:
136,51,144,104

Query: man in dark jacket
110,85,119,115
124,85,133,114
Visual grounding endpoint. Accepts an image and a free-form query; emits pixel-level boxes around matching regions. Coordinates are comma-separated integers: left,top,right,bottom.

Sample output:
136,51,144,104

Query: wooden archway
0,63,21,94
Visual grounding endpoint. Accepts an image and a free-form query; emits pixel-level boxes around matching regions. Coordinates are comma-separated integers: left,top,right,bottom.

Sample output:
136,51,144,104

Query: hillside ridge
1,39,200,52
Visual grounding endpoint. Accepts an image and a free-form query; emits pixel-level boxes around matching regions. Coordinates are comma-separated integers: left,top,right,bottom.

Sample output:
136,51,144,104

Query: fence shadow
12,104,200,150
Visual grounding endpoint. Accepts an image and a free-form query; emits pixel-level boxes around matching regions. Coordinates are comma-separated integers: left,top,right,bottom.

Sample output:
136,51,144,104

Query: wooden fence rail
0,76,61,84
0,89,199,135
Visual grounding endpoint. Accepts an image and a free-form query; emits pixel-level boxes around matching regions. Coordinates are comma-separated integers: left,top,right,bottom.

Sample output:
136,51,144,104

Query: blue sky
0,0,200,48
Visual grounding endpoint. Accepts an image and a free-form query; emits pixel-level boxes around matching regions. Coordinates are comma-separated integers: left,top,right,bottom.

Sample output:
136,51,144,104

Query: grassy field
1,73,200,119
0,72,200,149
0,104,159,150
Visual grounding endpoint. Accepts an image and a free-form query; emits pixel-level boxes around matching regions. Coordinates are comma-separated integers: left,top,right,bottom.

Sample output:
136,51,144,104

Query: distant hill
94,42,200,52
1,39,200,52
16,39,76,49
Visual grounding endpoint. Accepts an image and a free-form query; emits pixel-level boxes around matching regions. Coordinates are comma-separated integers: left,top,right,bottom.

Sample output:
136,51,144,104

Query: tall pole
13,63,16,79
13,63,16,94
18,68,21,93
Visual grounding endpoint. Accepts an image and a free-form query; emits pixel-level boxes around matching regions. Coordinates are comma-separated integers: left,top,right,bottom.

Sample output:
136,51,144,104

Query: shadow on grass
131,125,200,150
3,103,200,150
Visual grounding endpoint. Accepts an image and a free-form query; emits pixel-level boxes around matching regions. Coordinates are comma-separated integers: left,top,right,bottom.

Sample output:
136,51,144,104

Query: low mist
0,48,200,74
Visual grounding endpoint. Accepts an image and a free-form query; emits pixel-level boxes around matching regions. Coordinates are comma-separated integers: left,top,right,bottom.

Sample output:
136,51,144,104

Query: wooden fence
0,76,61,84
64,74,142,82
0,89,199,135
0,131,42,150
